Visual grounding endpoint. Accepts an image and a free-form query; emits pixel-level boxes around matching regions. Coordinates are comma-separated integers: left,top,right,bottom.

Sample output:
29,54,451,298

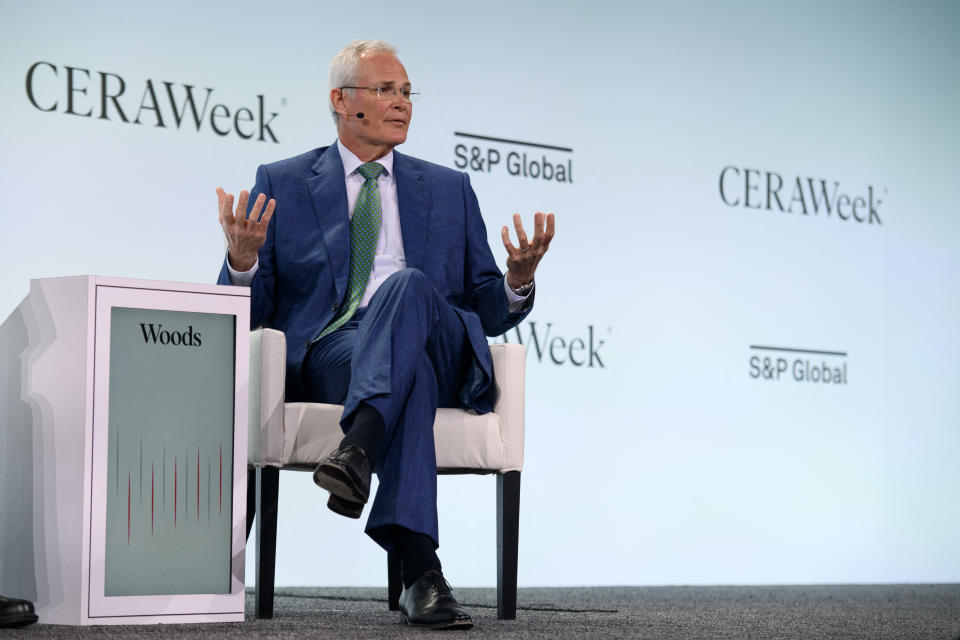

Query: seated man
217,39,554,629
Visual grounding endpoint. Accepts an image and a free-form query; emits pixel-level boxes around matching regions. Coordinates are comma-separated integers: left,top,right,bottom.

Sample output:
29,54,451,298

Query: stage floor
7,584,959,639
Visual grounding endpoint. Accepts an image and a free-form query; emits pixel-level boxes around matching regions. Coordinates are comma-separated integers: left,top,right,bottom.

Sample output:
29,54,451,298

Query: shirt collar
337,140,394,178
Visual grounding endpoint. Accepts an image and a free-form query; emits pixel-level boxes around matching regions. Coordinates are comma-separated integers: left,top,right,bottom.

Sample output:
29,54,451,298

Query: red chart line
124,446,226,540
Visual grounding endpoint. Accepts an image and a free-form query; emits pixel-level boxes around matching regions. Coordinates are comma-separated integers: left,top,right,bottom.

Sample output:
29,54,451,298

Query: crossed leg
302,268,474,548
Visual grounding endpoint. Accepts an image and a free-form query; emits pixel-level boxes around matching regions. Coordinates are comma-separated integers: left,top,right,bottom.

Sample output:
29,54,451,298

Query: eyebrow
375,80,411,88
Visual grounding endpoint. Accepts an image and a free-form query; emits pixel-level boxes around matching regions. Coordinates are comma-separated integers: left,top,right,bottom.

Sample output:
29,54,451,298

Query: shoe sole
312,462,368,503
0,613,38,628
401,613,473,630
327,494,363,519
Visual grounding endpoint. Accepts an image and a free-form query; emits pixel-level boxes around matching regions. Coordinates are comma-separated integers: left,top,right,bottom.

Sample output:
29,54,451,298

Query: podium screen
104,307,236,596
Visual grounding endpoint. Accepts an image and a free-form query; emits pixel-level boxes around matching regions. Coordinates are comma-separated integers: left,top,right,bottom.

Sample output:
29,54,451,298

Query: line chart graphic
114,434,229,546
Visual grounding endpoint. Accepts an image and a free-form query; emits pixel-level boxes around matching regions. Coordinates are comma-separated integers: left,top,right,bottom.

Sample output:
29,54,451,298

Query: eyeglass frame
339,86,420,102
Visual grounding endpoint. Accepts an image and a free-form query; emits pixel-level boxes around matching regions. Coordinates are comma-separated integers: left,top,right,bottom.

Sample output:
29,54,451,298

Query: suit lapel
393,151,429,271
307,143,350,303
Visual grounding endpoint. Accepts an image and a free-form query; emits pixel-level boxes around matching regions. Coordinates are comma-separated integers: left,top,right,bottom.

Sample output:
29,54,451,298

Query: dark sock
341,403,385,462
393,526,442,588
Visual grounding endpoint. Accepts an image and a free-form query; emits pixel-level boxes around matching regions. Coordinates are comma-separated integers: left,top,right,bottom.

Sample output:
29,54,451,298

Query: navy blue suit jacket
218,142,531,408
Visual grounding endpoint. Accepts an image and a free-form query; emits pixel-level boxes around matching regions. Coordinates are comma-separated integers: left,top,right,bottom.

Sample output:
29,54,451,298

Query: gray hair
328,40,398,124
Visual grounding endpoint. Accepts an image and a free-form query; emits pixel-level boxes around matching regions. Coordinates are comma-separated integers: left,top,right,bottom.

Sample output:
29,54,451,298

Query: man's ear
330,87,345,117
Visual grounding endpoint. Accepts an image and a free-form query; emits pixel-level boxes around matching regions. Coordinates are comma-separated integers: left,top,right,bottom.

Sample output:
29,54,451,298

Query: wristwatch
509,279,534,296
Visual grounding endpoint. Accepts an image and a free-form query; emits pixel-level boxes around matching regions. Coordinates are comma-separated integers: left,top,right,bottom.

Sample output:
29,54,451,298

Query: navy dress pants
301,269,475,551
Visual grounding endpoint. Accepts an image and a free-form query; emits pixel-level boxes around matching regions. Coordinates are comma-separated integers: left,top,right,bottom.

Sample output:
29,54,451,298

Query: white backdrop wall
1,0,958,587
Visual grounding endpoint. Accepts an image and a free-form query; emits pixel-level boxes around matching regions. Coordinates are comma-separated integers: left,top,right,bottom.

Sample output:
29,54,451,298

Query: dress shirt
226,141,532,311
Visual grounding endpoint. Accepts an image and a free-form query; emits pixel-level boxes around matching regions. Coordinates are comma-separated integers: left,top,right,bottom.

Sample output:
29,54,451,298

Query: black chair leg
255,466,279,619
246,468,256,541
496,471,521,620
387,553,402,610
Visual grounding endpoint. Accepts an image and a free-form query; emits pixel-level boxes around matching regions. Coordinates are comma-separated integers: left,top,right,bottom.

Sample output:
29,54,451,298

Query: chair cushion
247,329,524,473
275,403,505,472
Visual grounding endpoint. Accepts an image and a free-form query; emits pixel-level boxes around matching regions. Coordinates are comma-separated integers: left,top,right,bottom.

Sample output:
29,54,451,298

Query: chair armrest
248,328,287,466
489,343,526,472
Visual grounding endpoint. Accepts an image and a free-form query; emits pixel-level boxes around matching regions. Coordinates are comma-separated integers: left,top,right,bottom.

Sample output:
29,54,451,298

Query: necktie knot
357,162,385,182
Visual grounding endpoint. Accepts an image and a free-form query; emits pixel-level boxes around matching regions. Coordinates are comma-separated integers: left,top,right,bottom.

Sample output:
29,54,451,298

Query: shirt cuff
226,254,258,286
504,277,534,313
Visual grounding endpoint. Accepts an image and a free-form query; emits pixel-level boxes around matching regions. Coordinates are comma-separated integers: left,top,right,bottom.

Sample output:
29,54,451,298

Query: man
0,594,37,628
217,40,554,629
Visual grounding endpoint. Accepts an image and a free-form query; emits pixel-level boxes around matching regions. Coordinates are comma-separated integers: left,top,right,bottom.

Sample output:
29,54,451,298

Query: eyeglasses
340,86,420,102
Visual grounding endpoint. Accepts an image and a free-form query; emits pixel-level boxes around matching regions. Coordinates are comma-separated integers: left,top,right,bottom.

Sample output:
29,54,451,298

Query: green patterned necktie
315,161,386,340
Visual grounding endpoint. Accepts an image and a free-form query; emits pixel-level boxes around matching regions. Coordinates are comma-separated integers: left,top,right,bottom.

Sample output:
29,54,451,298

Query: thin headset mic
342,111,364,119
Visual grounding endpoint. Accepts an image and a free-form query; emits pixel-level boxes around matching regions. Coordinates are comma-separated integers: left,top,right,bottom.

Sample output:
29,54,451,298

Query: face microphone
341,111,364,119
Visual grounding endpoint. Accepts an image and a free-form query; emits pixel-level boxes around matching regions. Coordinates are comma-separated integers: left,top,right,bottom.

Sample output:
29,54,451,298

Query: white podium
0,276,249,625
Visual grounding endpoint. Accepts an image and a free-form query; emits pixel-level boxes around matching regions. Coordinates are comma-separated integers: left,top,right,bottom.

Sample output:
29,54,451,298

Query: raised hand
217,187,275,272
501,212,555,289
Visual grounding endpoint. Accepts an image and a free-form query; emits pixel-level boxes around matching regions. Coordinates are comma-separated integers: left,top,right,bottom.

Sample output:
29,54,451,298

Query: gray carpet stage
5,585,959,639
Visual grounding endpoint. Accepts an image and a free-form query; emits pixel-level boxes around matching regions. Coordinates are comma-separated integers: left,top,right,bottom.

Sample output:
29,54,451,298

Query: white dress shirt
227,141,531,311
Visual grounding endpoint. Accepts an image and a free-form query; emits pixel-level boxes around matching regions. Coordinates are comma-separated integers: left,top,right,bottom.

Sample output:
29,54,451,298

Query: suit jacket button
332,303,338,310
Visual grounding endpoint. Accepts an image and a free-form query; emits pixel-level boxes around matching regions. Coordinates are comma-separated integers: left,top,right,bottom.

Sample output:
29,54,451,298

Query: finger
216,187,227,222
543,213,556,248
259,198,276,227
236,190,250,223
500,225,517,254
538,213,555,253
223,193,236,227
530,211,546,246
512,214,529,250
249,193,266,223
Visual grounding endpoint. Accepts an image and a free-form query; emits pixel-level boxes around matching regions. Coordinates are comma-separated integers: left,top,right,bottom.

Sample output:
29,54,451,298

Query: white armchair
244,328,526,620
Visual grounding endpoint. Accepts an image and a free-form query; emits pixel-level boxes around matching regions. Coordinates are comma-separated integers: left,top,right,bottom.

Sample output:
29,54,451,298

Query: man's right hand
217,187,275,272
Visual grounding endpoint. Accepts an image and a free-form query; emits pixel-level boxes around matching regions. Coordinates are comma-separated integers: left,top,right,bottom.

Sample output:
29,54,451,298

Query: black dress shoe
0,595,38,628
327,493,364,519
399,570,473,630
313,445,371,504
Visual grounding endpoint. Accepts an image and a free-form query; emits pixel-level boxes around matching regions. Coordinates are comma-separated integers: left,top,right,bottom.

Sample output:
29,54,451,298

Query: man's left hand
501,212,555,289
